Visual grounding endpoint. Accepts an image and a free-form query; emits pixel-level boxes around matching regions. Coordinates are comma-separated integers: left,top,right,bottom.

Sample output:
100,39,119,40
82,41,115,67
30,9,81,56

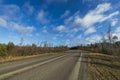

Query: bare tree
20,37,24,46
101,32,106,43
107,25,112,43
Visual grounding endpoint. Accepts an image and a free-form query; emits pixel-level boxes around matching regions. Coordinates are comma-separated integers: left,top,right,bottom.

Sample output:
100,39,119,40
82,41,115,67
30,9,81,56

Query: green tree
0,44,7,56
7,42,15,51
32,43,37,47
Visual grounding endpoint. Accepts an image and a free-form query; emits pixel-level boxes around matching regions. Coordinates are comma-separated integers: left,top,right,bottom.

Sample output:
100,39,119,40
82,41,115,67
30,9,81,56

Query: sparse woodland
77,41,120,55
71,26,120,56
0,42,68,57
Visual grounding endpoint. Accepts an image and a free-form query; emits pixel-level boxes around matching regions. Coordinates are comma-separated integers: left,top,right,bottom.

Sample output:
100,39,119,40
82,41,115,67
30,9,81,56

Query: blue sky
0,0,120,46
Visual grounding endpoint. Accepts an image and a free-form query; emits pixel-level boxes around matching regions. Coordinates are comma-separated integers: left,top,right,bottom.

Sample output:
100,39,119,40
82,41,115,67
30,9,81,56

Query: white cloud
111,19,118,26
0,18,7,27
72,28,79,32
115,26,120,33
0,4,35,36
86,35,102,44
52,3,119,44
85,27,96,35
55,25,65,31
64,3,119,35
52,36,57,40
94,3,111,14
63,39,70,45
42,29,47,33
42,26,48,33
74,3,111,28
37,10,44,20
73,3,119,29
52,34,63,40
61,10,70,18
37,10,49,24
0,17,35,36
0,4,22,22
76,35,82,39
67,35,83,46
12,23,35,35
100,11,119,22
38,10,45,19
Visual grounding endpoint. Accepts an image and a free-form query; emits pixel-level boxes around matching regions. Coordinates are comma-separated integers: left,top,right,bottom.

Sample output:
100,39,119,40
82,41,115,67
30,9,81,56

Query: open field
84,52,120,80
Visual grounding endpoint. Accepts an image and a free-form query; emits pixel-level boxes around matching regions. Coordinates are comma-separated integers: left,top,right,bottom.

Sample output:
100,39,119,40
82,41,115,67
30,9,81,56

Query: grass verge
84,52,120,80
0,53,57,63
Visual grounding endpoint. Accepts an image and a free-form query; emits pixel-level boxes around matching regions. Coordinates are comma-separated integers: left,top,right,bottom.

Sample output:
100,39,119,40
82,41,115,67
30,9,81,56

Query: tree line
71,25,120,56
0,42,68,57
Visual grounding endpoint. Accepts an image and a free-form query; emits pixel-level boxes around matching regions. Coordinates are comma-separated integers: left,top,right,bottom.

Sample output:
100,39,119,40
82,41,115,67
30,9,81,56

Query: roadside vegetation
0,41,68,62
71,26,120,56
72,40,120,56
84,52,120,80
70,25,120,80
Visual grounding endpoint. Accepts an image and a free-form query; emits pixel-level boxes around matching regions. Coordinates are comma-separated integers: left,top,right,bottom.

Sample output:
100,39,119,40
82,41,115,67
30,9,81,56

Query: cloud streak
0,17,35,36
61,10,70,18
0,18,7,27
57,3,119,35
73,3,119,35
55,25,65,32
12,23,35,35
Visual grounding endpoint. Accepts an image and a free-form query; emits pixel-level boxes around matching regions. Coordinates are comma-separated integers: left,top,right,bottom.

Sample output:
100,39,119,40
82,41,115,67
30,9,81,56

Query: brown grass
0,53,57,63
84,52,120,80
